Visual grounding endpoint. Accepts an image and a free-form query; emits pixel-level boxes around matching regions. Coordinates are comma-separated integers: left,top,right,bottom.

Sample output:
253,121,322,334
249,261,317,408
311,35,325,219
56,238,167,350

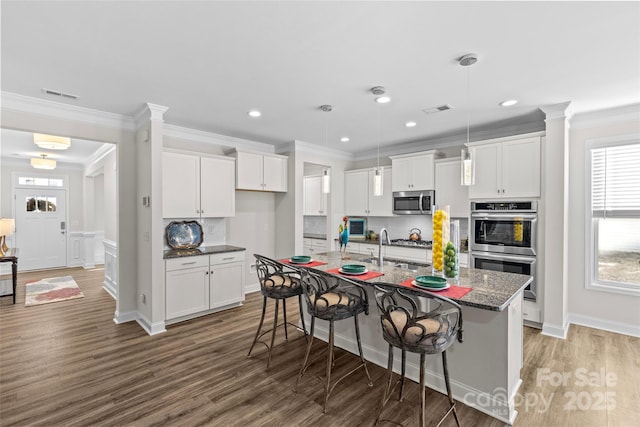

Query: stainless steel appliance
391,238,433,248
470,201,537,300
393,190,435,215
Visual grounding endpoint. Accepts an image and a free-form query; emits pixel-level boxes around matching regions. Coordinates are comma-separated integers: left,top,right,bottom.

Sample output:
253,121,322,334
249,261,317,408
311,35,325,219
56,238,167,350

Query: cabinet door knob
205,271,209,275
210,271,214,275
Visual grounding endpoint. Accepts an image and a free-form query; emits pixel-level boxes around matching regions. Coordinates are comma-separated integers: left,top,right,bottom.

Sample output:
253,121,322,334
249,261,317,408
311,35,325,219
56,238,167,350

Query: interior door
15,188,67,271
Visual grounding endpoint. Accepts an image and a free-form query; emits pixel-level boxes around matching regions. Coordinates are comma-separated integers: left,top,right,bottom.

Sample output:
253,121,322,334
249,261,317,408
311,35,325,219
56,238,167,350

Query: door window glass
25,196,57,212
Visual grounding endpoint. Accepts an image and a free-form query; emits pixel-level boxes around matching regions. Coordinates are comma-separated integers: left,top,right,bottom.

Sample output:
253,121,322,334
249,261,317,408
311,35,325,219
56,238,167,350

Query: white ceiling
1,1,639,160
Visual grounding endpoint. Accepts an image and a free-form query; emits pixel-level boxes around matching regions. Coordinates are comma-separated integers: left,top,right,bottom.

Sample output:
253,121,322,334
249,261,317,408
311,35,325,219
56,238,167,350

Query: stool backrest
374,284,463,354
254,254,302,297
299,268,369,319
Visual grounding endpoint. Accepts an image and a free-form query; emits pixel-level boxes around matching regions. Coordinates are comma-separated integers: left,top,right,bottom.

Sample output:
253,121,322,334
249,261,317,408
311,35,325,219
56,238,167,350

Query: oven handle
471,213,537,220
471,251,536,264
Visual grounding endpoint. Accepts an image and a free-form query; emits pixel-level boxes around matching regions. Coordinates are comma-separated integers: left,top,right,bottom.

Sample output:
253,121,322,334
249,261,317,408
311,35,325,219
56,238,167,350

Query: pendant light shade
461,147,475,186
373,168,383,196
33,133,71,150
31,154,56,170
322,169,330,194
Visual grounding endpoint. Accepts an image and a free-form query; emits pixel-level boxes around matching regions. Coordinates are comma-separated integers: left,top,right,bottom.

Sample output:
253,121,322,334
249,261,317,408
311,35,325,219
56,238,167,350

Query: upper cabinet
233,151,288,192
469,136,541,199
303,175,327,216
163,151,235,218
390,151,438,192
435,158,470,218
344,166,393,217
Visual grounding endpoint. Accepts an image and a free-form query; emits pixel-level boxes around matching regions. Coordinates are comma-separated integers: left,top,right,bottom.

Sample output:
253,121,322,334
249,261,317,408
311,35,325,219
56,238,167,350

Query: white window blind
591,143,640,218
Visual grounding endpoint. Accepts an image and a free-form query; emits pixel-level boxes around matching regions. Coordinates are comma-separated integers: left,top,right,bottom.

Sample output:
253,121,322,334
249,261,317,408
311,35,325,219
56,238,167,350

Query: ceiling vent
422,104,453,115
42,88,79,100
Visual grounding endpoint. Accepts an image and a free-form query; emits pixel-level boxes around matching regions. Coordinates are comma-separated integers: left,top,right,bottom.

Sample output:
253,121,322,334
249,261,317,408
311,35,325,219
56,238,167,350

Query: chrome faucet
378,228,390,266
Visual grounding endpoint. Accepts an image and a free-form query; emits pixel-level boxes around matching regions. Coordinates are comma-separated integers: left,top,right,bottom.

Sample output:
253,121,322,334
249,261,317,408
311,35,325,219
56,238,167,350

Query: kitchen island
303,251,532,425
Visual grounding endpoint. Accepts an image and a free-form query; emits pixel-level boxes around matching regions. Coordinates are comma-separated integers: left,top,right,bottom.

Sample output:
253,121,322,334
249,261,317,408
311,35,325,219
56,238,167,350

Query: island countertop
309,251,531,312
163,245,245,259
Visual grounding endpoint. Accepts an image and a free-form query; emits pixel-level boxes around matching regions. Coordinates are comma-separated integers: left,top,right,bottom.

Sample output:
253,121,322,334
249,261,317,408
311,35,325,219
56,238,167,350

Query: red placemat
326,267,384,281
280,259,327,268
399,278,473,299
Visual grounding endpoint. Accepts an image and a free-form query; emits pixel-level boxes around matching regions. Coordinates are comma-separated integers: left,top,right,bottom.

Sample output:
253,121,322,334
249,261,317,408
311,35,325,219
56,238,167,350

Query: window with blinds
587,139,640,294
591,143,640,218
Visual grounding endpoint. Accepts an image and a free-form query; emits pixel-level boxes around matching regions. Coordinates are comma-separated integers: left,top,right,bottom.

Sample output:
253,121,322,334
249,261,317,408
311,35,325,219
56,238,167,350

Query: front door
15,188,67,271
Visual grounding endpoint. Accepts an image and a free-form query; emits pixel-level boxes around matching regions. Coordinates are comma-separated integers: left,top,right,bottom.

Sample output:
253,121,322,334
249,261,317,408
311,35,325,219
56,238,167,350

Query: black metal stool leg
247,296,268,357
442,350,461,427
400,349,407,401
354,314,373,386
376,343,395,425
323,319,335,413
282,298,289,340
420,353,426,427
294,315,315,391
297,294,307,339
267,299,280,369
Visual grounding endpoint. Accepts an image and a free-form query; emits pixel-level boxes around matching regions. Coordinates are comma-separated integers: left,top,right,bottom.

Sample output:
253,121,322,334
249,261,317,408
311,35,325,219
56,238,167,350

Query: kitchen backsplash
303,215,327,236
367,216,468,242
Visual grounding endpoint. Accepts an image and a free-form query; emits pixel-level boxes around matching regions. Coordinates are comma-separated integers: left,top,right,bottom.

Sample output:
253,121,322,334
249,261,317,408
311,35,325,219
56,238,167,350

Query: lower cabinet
303,238,327,256
165,251,245,322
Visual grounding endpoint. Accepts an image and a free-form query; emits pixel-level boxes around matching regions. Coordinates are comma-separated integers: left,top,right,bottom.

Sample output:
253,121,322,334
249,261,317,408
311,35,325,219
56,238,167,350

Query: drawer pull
181,261,197,265
222,257,234,260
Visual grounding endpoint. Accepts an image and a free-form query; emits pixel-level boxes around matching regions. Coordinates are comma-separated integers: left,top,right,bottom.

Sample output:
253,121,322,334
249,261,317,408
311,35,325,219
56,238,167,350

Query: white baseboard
541,321,569,339
102,282,116,300
136,314,166,336
113,310,137,324
568,313,640,338
244,282,260,294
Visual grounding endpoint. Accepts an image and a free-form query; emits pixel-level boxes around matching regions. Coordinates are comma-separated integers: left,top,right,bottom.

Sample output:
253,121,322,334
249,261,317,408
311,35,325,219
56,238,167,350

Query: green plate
341,264,366,273
415,275,447,288
290,255,311,264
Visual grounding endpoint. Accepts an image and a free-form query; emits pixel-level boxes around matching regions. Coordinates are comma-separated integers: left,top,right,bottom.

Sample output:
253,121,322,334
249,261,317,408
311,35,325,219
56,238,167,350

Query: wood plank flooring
1,267,638,426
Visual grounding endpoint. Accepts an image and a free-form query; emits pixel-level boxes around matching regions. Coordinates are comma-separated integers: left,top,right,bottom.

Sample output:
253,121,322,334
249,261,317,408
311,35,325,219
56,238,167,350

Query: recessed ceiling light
405,121,417,128
248,110,262,118
375,96,391,104
499,100,518,107
340,137,350,142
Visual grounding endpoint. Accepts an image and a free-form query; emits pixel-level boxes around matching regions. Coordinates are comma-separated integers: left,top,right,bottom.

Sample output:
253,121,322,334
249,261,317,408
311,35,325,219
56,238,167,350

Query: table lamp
0,218,15,255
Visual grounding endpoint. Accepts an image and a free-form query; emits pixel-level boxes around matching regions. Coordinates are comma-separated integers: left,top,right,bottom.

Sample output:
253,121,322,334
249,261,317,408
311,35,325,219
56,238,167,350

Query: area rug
25,276,84,307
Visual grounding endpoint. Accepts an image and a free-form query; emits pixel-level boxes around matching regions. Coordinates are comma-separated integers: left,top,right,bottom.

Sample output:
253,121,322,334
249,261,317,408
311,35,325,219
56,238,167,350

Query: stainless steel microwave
392,190,435,215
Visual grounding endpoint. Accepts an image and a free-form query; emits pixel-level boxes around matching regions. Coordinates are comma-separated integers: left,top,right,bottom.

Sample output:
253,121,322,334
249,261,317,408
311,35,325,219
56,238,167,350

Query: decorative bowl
415,275,448,288
290,255,312,264
340,264,366,273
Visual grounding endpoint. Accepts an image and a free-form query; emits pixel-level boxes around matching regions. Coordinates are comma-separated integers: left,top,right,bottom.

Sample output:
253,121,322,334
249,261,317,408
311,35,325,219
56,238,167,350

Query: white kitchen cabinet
303,176,327,215
165,256,210,320
435,158,470,218
165,251,245,322
469,136,541,199
303,238,328,256
390,151,438,191
234,151,288,192
344,167,393,216
163,151,235,218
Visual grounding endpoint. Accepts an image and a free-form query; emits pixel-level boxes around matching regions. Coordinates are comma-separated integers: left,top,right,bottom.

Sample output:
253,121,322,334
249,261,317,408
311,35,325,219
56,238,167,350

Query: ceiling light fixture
459,54,477,186
499,99,518,107
320,104,332,194
372,92,386,197
405,121,417,128
340,136,350,142
31,154,56,170
375,96,391,104
33,133,70,150
248,110,261,118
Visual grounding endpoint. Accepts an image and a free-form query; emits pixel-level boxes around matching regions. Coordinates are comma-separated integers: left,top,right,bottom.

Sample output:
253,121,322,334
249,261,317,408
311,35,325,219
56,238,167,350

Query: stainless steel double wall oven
470,201,538,300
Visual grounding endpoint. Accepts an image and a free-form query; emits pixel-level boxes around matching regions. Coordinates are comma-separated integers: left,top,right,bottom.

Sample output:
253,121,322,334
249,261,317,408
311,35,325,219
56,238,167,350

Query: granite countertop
309,251,531,312
164,245,246,259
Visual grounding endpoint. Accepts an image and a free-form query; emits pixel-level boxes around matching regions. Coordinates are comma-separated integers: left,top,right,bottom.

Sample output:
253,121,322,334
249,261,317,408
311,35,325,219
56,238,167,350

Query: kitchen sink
360,257,429,272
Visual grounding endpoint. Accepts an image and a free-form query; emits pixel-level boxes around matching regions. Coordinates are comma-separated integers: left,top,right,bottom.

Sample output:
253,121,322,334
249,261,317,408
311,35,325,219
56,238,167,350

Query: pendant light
31,154,56,170
320,105,332,194
33,133,71,150
371,86,386,197
459,54,477,186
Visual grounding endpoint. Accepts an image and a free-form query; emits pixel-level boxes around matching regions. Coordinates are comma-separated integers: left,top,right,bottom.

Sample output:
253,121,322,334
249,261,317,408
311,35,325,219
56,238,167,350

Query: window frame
584,133,640,297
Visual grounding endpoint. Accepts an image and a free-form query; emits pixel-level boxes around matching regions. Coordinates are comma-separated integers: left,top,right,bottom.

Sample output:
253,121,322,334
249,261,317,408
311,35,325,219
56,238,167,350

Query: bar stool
247,254,307,368
373,284,463,427
294,268,373,412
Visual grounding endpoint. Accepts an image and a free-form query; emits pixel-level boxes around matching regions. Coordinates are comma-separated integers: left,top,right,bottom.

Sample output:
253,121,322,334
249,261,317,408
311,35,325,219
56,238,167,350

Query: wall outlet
140,293,146,303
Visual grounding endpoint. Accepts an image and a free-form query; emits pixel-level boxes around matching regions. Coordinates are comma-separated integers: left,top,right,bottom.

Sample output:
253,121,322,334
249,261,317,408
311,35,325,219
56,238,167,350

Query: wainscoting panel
103,239,117,299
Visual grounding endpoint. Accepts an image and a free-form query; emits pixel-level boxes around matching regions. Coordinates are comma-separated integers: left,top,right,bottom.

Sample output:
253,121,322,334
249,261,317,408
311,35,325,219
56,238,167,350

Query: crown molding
133,103,169,126
540,101,574,121
571,103,640,130
163,123,275,153
1,91,136,132
285,139,354,161
83,143,116,170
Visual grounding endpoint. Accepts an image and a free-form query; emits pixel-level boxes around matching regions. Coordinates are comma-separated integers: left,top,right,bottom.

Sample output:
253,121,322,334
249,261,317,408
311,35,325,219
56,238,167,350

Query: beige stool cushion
383,310,448,345
262,274,297,288
311,292,349,310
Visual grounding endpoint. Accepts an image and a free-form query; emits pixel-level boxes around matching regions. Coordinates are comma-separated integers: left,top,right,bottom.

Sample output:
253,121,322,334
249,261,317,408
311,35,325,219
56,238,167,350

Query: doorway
14,187,67,271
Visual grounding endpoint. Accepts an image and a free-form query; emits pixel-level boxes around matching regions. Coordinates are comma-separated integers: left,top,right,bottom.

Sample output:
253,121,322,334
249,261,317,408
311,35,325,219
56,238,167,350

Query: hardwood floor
1,267,638,426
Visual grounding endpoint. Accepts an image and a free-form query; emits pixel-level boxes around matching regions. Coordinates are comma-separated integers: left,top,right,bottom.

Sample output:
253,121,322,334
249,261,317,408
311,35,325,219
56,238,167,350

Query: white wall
567,110,640,332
